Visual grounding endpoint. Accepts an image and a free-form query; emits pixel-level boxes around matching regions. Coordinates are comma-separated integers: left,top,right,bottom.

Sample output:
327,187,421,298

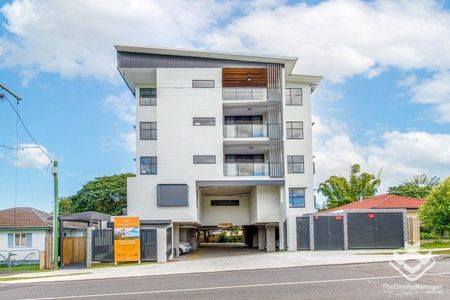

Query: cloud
12,143,52,169
208,0,450,82
0,0,233,81
313,116,450,206
407,72,450,123
103,91,135,125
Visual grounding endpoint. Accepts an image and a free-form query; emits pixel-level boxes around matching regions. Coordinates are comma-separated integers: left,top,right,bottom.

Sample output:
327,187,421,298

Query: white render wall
127,66,316,250
128,68,224,223
201,195,250,226
283,78,316,251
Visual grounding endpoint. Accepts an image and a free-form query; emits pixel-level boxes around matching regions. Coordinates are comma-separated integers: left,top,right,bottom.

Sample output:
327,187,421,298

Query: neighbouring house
322,194,425,219
0,207,86,266
116,45,322,261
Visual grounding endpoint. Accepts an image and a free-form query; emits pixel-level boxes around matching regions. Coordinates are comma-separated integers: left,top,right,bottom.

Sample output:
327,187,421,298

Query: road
1,259,449,300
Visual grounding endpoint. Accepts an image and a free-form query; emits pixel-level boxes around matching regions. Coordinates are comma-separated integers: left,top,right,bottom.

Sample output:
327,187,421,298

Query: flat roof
115,45,322,88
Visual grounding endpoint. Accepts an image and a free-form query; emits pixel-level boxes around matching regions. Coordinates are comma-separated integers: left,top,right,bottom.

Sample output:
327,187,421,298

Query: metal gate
296,217,310,250
313,216,344,250
92,229,114,262
347,212,404,249
166,227,172,259
140,229,157,261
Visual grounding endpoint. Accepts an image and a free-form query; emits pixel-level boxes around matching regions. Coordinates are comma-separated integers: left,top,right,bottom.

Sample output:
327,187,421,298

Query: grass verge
0,272,90,282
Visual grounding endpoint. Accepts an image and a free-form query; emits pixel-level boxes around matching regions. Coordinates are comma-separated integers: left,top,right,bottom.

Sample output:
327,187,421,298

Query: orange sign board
114,216,140,264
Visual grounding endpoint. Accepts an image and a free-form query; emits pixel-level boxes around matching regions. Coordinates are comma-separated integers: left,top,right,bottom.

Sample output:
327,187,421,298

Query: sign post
114,217,141,265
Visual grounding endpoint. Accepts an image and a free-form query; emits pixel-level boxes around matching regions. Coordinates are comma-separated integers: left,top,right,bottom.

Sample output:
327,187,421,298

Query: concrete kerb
0,250,430,284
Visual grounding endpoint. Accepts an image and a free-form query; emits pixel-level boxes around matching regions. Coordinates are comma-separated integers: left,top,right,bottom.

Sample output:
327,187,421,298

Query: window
289,188,305,208
192,80,215,88
157,184,189,207
286,121,303,139
140,122,157,140
140,157,157,175
14,233,29,247
287,155,304,174
285,88,302,105
140,88,157,106
193,117,216,126
211,200,239,206
193,155,216,164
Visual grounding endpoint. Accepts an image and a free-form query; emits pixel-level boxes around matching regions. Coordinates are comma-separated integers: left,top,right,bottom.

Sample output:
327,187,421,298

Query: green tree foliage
59,197,73,215
68,173,135,216
418,178,450,238
318,164,381,209
388,173,440,198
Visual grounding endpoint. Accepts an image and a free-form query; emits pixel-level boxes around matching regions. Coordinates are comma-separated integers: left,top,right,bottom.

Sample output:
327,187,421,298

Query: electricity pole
52,160,59,269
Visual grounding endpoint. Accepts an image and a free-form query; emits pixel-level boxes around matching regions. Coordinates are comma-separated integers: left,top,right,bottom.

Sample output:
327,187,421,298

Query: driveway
178,243,263,261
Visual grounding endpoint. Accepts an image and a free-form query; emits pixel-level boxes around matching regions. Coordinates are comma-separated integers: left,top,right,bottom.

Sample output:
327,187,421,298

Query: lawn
0,264,40,274
421,241,450,249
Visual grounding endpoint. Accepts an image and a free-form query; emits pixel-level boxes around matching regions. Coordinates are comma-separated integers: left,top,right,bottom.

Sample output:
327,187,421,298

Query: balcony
223,124,268,138
223,88,267,101
224,162,269,176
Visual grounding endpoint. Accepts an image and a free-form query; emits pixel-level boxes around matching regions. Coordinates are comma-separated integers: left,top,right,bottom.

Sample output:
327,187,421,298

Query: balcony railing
223,124,268,138
223,88,267,101
224,163,269,176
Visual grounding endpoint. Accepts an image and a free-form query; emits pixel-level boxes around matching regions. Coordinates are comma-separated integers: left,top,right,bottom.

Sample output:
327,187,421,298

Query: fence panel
92,229,114,262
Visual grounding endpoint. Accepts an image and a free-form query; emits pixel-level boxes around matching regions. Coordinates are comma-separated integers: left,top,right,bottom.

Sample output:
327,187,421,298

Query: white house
116,45,322,259
0,207,85,265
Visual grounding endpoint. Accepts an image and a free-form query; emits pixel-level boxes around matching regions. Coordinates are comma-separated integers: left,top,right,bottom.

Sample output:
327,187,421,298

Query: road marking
20,271,450,300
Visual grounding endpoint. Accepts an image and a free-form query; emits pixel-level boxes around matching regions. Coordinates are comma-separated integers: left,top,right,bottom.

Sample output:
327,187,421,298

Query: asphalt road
1,259,449,300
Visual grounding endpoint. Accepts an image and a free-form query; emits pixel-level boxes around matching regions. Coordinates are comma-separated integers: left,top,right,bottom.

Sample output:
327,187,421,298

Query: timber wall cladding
222,68,268,87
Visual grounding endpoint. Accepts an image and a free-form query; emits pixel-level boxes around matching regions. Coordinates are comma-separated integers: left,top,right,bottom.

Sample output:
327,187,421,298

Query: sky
0,0,449,212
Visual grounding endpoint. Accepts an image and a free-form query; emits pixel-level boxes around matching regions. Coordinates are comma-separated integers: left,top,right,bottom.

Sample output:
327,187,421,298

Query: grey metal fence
92,229,114,262
140,229,157,261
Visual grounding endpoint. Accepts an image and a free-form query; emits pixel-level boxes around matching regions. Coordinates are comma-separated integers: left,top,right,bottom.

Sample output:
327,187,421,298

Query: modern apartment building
116,45,322,261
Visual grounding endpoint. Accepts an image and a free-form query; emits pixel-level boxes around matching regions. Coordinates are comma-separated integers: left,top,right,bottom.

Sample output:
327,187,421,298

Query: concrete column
258,227,266,250
86,227,92,268
266,226,276,252
156,228,167,263
173,224,179,257
252,232,258,248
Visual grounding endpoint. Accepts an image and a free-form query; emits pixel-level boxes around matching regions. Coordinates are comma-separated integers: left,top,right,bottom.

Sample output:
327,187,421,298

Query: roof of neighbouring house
0,207,86,229
322,194,425,212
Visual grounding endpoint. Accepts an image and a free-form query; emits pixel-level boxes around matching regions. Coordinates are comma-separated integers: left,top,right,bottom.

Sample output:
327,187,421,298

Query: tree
388,173,440,198
418,178,450,238
59,197,73,215
318,164,381,209
68,173,135,216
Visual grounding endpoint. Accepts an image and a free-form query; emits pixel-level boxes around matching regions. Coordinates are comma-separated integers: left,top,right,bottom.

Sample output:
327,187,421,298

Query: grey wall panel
118,51,270,69
157,184,189,207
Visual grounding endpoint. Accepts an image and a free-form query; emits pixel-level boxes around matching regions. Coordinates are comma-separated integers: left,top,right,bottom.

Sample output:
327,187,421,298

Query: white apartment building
116,45,322,261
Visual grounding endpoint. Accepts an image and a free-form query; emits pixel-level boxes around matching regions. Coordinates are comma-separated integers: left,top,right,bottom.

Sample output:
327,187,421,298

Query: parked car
178,242,191,254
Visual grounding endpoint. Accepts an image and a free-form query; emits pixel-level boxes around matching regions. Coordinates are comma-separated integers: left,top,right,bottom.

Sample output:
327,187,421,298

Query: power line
0,93,53,163
0,144,41,151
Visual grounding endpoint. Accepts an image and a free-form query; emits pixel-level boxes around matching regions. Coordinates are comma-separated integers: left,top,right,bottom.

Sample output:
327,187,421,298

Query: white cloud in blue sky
0,0,449,209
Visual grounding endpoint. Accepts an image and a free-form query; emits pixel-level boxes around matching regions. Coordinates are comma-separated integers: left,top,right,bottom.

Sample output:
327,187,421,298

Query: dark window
193,117,216,126
140,122,157,140
193,155,216,164
140,88,157,106
287,155,304,174
289,188,305,208
285,88,302,105
224,116,263,125
286,121,303,139
192,80,215,88
211,200,240,206
157,184,188,207
225,154,264,163
140,157,157,175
